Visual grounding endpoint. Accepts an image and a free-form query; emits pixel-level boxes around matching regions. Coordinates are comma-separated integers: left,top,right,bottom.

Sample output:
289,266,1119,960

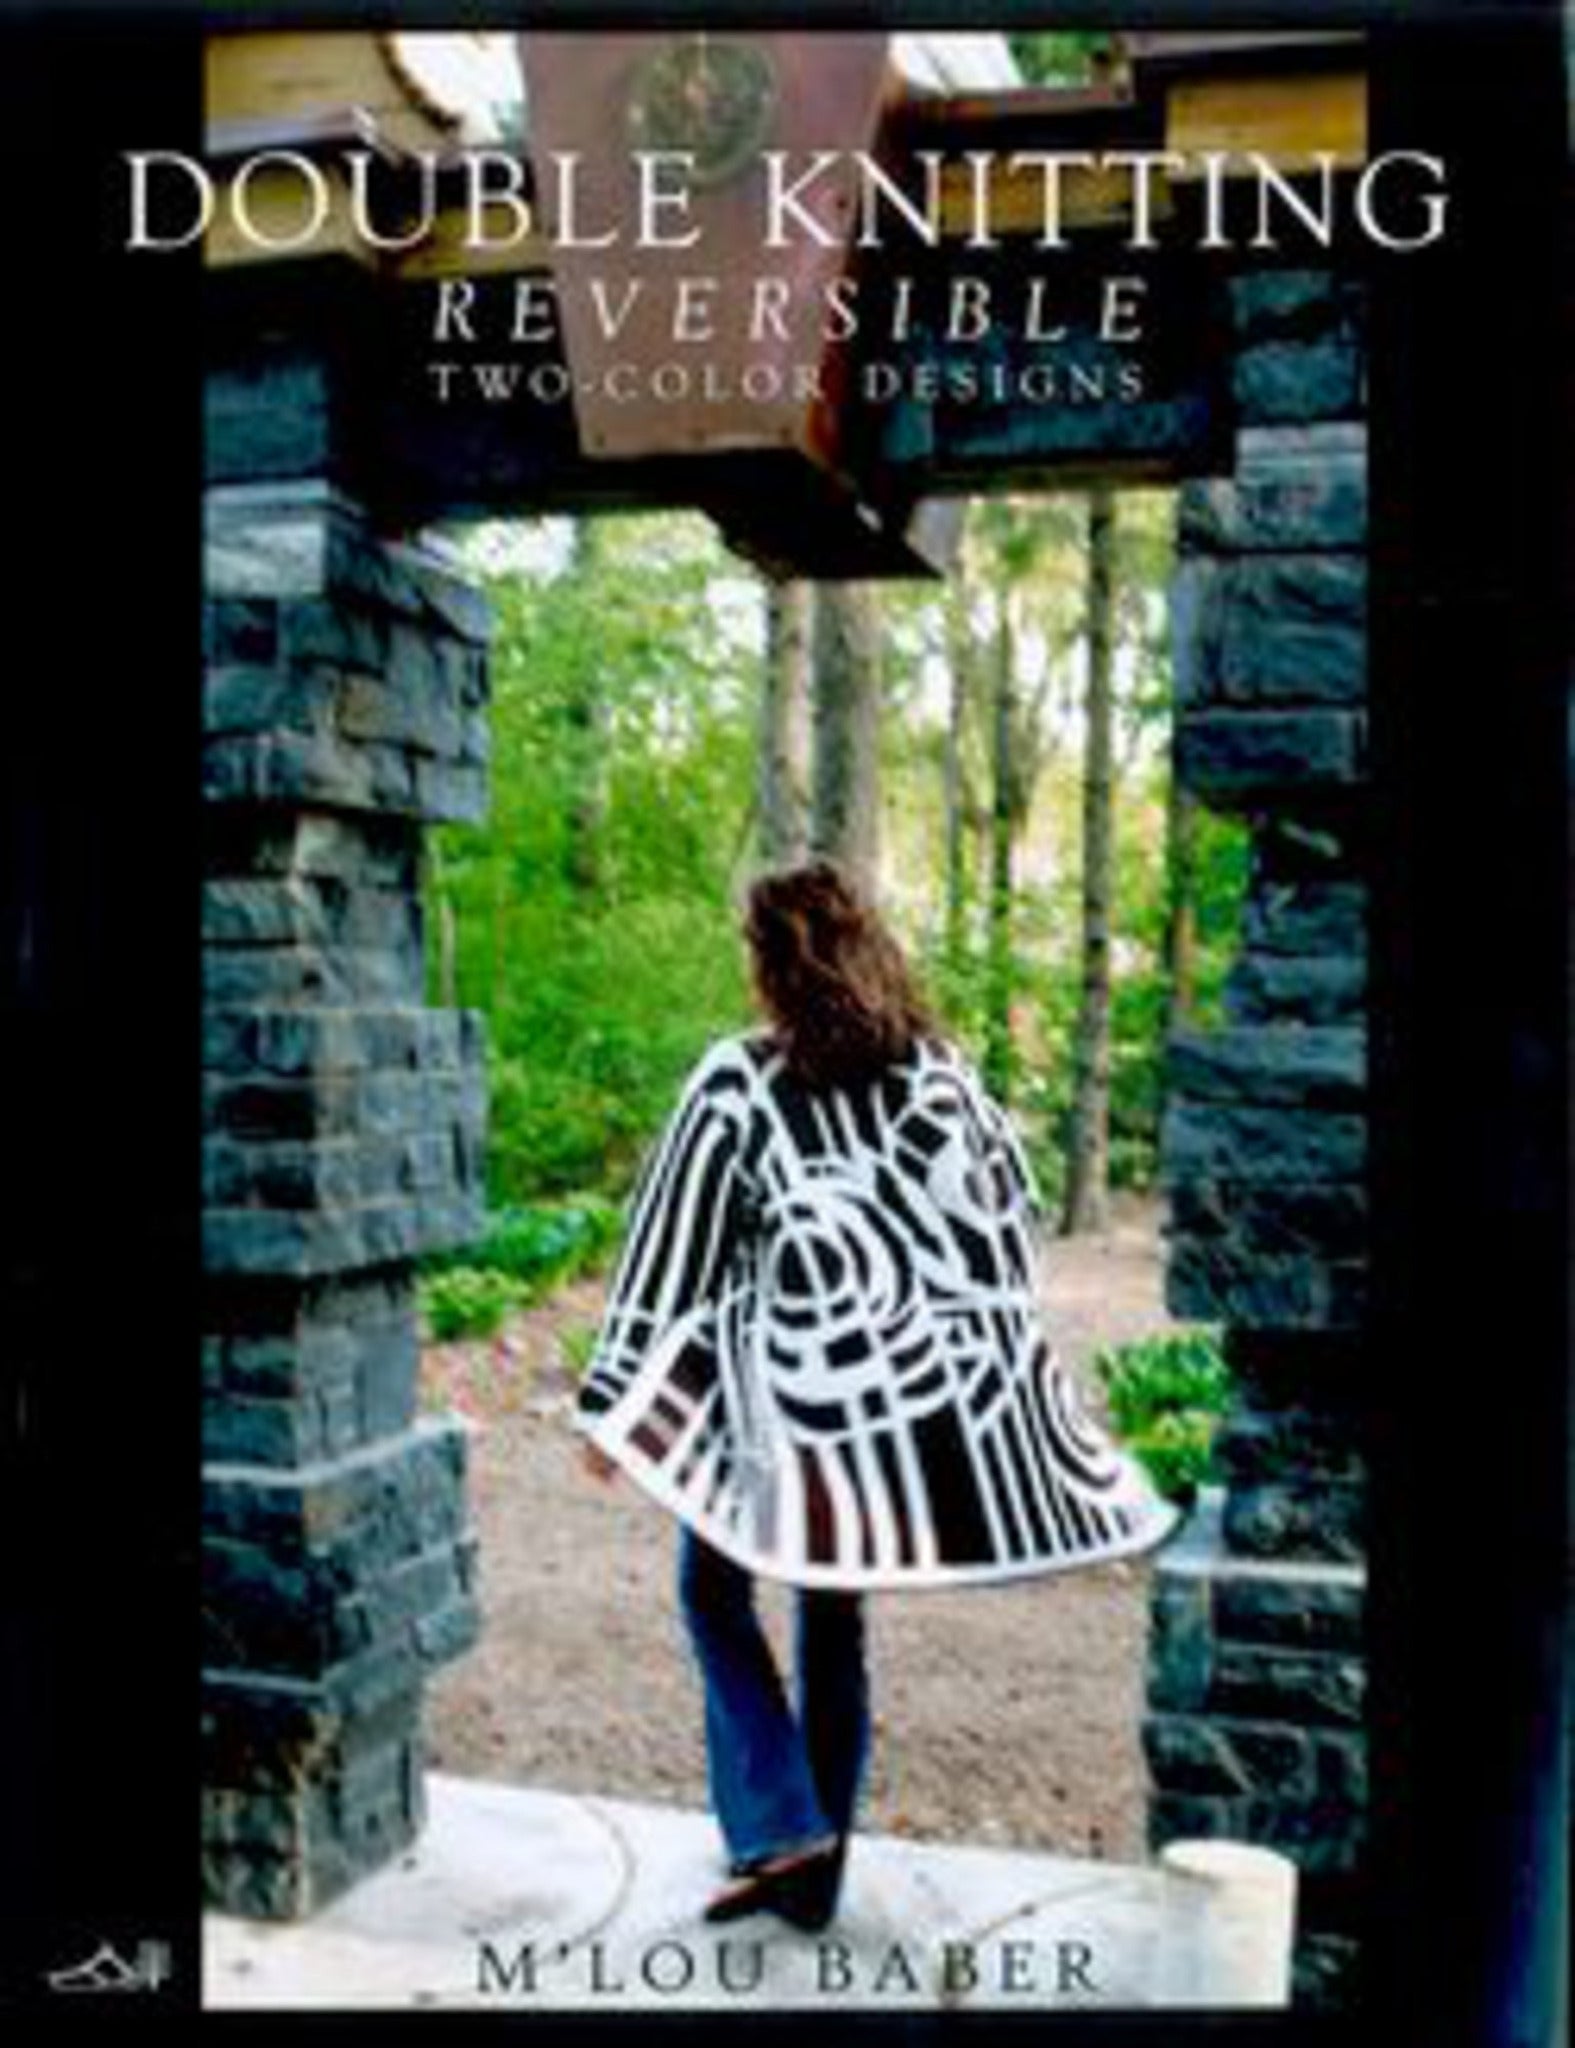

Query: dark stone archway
195,35,1379,2006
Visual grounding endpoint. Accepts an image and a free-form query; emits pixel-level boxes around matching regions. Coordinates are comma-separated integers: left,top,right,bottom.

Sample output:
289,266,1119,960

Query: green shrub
1128,1409,1220,1503
486,1061,622,1201
420,1267,525,1341
1093,1328,1231,1503
1095,1327,1230,1431
457,1198,621,1296
419,1195,624,1342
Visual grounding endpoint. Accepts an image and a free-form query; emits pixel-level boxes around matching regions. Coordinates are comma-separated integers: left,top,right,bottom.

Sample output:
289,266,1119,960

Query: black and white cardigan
575,1030,1182,1590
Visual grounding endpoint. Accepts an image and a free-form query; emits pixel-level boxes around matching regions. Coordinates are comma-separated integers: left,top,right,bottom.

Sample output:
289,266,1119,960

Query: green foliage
1189,806,1254,978
426,1197,622,1290
423,491,1253,1241
1007,32,1120,86
1108,971,1168,1188
916,494,1250,1198
419,1196,624,1339
1125,1409,1220,1507
420,1266,525,1342
1093,1329,1232,1502
427,514,757,1203
1097,1328,1231,1430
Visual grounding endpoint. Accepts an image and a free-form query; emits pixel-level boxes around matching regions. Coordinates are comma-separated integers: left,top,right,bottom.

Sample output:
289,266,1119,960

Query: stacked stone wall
200,483,490,1917
1149,272,1370,2009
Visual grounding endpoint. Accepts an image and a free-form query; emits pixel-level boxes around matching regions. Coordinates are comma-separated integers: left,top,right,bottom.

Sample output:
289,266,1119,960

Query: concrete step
203,1771,1293,2011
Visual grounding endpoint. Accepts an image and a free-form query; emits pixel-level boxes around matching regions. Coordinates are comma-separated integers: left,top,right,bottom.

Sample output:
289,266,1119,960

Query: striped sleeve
575,1044,752,1425
957,1051,1048,1222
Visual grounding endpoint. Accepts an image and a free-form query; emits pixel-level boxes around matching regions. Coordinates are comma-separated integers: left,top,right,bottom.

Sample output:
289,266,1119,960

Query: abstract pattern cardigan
575,1030,1182,1590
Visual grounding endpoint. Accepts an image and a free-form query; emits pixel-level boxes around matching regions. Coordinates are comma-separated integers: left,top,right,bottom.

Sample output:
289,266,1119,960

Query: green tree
1062,485,1117,1235
967,498,1086,1099
810,581,883,893
426,514,757,1200
758,580,813,866
941,563,985,983
418,498,1250,1229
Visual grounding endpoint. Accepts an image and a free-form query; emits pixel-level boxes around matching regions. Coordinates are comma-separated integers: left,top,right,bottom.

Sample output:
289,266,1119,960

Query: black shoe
730,1833,848,1881
704,1837,846,1932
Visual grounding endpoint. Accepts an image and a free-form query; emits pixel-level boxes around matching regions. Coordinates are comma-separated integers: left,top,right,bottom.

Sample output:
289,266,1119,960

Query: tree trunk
1163,766,1200,1035
983,589,1017,1102
942,577,974,975
758,580,813,867
809,581,881,893
1062,486,1117,1235
564,516,607,894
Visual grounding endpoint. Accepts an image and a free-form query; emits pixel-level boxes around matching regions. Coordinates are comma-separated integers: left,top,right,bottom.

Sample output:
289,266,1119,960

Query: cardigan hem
578,1409,1189,1594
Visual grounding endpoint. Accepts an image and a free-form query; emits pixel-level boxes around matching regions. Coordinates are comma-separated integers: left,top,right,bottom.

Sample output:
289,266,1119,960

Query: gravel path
421,1197,1180,1865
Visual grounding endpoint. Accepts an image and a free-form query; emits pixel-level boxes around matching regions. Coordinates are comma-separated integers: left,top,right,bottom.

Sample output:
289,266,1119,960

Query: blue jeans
678,1525,871,1869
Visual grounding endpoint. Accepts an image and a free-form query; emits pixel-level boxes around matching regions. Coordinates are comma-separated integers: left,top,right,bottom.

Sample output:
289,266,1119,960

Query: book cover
0,5,1566,2042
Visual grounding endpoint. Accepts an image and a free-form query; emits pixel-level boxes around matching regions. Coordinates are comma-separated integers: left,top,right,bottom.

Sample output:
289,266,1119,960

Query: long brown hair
742,860,936,1090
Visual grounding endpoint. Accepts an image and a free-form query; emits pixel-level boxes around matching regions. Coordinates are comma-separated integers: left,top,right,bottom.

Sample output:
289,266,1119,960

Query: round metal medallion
625,37,777,191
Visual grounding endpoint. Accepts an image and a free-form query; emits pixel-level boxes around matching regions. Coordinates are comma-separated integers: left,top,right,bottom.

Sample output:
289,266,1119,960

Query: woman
574,859,1181,1932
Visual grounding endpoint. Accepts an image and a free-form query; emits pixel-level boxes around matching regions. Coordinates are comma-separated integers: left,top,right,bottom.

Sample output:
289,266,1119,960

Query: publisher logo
46,1940,172,1994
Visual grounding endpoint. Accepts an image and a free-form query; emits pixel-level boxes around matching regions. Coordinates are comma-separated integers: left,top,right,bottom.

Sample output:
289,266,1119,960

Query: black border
1364,13,1571,2046
0,5,1567,2043
0,8,206,2024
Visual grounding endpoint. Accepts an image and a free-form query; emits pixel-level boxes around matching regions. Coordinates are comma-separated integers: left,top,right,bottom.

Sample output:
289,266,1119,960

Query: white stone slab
203,1772,1287,2013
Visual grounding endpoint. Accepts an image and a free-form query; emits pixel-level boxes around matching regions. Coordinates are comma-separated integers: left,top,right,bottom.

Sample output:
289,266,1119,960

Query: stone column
200,482,489,1917
1147,270,1370,2009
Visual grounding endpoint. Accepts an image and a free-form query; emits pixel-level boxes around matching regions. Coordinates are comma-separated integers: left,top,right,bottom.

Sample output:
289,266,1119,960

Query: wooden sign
517,31,898,468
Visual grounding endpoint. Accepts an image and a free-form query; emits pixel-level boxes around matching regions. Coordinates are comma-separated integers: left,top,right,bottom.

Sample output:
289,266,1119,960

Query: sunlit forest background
422,496,1249,1232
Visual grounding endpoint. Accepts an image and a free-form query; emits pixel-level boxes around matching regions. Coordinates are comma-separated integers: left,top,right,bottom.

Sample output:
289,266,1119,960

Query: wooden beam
932,69,1366,241
205,29,524,272
1167,71,1366,172
202,161,376,271
201,172,547,275
205,31,459,156
200,35,1365,273
937,160,1172,239
389,205,546,281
